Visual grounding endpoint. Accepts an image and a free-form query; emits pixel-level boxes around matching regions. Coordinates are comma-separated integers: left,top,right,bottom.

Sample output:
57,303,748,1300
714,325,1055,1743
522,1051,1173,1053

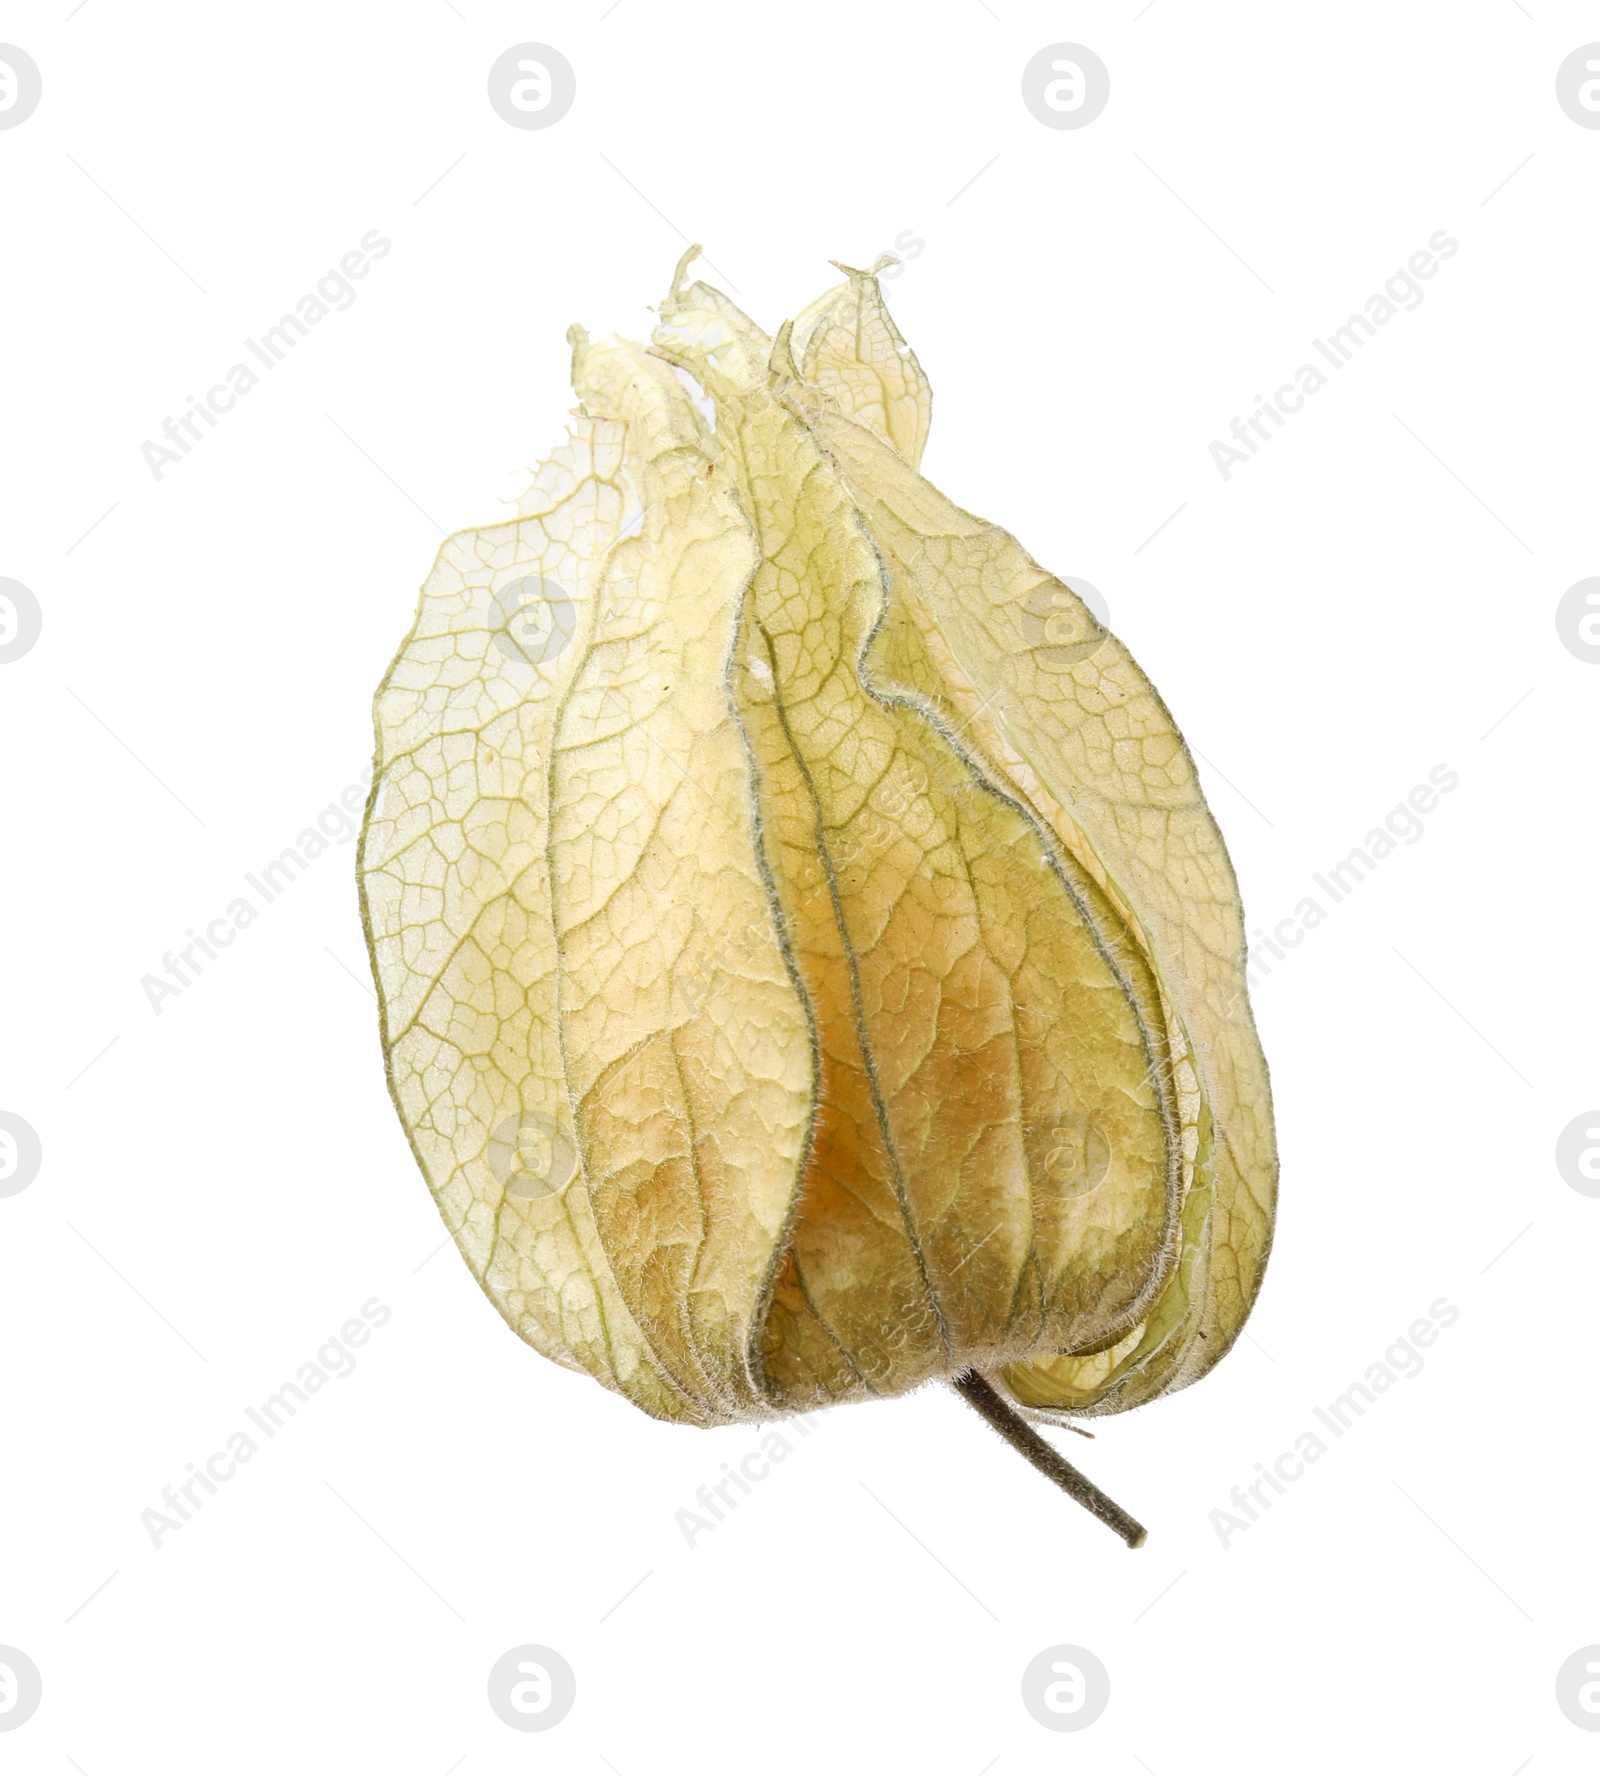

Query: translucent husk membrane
359,251,1276,1462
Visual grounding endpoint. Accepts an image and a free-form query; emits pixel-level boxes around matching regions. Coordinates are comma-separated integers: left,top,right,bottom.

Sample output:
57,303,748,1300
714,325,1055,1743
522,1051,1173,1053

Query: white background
3,3,1597,1770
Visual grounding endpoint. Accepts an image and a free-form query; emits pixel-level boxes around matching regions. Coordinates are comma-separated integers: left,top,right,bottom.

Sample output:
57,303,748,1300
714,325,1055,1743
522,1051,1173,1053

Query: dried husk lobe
359,250,1276,1534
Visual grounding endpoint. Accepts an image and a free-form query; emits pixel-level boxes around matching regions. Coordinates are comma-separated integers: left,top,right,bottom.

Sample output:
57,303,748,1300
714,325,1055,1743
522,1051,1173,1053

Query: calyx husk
360,250,1276,1450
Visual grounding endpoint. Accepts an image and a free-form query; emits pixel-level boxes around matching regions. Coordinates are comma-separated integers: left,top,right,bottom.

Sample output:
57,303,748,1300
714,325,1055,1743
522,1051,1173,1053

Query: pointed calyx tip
767,318,800,388
670,244,704,298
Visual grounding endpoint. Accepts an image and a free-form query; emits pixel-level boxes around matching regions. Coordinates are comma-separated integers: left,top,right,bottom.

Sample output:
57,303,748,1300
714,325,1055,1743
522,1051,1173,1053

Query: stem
950,1369,1148,1549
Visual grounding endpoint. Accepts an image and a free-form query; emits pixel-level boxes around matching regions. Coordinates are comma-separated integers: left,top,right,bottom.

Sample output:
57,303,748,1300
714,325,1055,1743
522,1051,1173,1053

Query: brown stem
950,1369,1147,1549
